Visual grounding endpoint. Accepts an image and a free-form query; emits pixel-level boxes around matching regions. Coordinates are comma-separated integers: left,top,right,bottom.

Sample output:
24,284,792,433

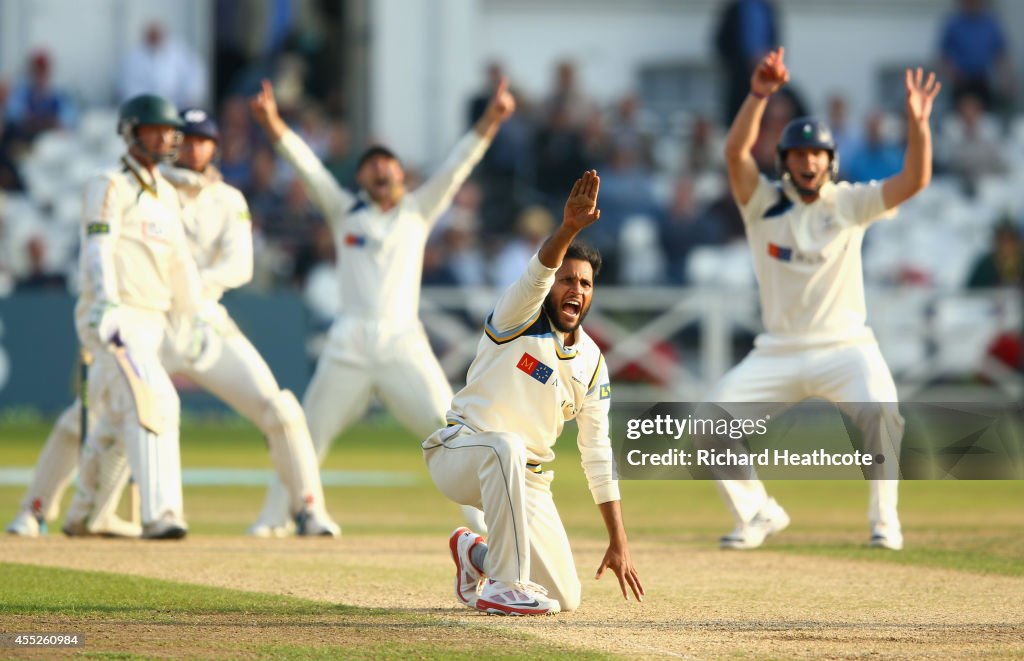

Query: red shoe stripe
449,527,472,605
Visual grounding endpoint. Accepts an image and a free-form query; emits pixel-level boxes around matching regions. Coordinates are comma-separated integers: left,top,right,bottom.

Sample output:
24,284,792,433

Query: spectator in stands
424,181,488,287
938,0,1013,112
941,93,1008,194
119,21,207,107
967,218,1023,288
608,94,654,169
0,81,25,192
5,50,76,144
217,96,257,188
533,101,587,213
684,114,725,177
582,142,659,282
15,235,66,293
543,59,594,129
826,94,860,177
491,205,555,289
659,176,726,284
297,106,332,159
323,118,358,188
242,146,285,242
714,0,780,125
468,62,533,236
845,111,905,183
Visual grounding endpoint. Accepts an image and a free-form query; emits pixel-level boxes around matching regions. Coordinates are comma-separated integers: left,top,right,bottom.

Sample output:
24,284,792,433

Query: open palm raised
905,67,941,123
563,170,602,231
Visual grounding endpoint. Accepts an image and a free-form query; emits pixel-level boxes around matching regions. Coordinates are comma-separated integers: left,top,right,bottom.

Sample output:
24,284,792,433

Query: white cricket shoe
449,527,486,608
869,526,904,551
6,510,42,537
142,512,188,540
476,579,560,616
294,509,340,537
719,498,791,550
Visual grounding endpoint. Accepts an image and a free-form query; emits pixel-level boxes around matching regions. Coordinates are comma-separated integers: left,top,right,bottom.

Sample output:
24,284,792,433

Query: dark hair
357,145,400,169
565,241,602,279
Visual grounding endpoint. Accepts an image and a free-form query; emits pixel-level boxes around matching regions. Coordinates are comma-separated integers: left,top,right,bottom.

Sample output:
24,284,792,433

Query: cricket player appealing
73,93,202,539
709,48,941,551
8,109,340,538
424,170,644,615
247,77,515,536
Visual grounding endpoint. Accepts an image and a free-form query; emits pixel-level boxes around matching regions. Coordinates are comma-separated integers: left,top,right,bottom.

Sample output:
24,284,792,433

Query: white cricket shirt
276,129,490,326
161,164,253,302
445,254,619,505
78,154,201,315
739,175,896,348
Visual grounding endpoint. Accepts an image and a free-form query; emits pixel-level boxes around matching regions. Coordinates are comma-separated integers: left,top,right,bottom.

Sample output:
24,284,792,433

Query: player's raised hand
562,170,601,232
596,541,645,602
751,47,790,98
249,79,288,141
250,79,281,126
486,76,516,123
904,67,941,125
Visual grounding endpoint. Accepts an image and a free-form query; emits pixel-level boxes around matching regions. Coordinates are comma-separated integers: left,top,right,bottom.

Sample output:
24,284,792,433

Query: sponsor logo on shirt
599,383,611,400
344,233,367,247
517,352,553,384
767,242,825,265
142,220,170,243
767,242,792,262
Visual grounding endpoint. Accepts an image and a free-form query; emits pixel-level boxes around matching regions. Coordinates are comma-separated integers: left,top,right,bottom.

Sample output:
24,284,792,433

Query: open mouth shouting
561,298,582,325
795,169,820,190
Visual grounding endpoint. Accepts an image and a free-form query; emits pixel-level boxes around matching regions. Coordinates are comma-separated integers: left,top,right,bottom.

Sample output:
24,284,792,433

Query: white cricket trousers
80,307,183,526
255,318,453,528
422,425,582,612
706,339,903,534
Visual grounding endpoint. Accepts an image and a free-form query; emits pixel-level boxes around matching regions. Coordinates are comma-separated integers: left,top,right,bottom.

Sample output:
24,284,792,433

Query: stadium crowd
0,1,1020,370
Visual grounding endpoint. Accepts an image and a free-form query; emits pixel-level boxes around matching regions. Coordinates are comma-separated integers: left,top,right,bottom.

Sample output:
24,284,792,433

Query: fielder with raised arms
8,108,340,538
708,47,941,551
247,77,515,536
425,170,644,615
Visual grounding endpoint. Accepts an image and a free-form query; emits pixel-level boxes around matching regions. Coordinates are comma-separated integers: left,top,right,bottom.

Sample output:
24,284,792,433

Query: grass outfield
1,415,1023,658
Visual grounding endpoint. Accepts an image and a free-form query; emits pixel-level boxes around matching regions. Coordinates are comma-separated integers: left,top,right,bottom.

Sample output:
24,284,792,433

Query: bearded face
543,258,594,335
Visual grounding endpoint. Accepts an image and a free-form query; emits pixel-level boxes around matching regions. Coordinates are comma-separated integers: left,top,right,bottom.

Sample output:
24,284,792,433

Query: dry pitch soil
2,535,1023,659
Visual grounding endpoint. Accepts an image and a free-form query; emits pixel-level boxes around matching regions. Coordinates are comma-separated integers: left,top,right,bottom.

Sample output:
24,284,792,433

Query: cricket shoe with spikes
449,527,486,608
476,579,561,616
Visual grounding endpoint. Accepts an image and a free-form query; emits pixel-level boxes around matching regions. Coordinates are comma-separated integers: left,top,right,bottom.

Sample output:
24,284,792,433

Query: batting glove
88,303,120,344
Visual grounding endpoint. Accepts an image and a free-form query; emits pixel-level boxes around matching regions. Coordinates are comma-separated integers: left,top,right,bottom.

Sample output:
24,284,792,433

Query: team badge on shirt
599,383,611,400
344,233,367,247
517,352,553,384
767,242,793,262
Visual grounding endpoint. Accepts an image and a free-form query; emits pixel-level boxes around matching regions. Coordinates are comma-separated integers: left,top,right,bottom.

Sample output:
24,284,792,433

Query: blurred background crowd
0,0,1021,397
